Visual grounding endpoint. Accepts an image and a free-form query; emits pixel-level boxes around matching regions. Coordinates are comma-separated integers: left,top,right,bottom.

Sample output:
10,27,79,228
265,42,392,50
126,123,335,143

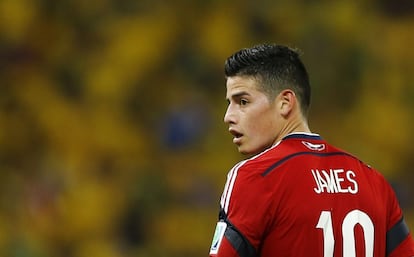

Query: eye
240,99,248,106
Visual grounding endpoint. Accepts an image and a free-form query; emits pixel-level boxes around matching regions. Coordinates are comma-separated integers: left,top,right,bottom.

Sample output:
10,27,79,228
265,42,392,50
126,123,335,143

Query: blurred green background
1,0,413,256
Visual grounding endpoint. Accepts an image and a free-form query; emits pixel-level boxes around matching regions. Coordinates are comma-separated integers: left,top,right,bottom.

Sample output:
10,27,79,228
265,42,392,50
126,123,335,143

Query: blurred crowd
0,0,414,256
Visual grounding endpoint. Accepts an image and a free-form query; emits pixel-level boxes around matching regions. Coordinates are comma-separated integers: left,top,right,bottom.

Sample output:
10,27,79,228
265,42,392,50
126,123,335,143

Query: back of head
224,44,311,116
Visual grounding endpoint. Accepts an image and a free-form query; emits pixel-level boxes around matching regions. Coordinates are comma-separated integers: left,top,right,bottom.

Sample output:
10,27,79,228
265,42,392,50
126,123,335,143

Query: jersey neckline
282,132,322,141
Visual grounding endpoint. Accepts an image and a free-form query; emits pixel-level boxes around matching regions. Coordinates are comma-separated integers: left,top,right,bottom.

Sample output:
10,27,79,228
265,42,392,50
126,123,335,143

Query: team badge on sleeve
209,221,227,255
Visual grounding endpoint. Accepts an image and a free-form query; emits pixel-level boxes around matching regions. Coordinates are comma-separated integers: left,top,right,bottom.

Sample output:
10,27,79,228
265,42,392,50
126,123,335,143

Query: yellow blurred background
0,0,413,256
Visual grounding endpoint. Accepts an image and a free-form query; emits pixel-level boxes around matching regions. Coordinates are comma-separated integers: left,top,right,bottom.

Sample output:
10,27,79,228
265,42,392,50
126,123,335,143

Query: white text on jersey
311,168,358,194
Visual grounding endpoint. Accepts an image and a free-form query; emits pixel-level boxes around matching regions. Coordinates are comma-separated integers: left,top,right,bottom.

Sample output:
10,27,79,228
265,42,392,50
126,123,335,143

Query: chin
238,146,259,156
238,144,269,156
237,146,248,155
238,149,250,155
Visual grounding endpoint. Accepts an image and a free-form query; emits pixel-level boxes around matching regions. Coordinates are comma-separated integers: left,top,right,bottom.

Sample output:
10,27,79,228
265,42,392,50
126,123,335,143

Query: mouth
229,129,243,144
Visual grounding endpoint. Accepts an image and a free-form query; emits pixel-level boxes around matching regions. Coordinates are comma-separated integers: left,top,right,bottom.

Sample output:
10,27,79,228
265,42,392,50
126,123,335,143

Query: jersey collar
282,132,322,141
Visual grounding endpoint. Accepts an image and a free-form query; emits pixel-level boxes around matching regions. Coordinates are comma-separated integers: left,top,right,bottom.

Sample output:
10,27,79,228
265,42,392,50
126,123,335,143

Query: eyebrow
226,91,250,101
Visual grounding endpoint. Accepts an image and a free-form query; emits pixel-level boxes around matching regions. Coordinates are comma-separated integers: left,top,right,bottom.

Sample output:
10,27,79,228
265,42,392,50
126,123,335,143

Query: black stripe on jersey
261,151,356,176
219,208,257,257
224,226,257,257
386,216,410,256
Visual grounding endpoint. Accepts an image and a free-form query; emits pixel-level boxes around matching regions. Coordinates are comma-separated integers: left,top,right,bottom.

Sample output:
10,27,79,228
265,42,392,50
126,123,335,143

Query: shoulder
237,133,317,170
236,133,329,176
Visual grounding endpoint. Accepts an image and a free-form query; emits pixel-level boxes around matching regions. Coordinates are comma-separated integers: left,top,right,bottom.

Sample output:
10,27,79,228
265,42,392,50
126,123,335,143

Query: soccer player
209,44,414,257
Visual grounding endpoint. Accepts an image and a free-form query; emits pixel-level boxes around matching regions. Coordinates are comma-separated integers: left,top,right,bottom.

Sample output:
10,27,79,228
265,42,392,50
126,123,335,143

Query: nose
224,104,236,124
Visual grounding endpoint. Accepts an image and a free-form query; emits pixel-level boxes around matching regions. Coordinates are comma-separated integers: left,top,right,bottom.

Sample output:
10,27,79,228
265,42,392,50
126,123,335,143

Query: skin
224,75,311,155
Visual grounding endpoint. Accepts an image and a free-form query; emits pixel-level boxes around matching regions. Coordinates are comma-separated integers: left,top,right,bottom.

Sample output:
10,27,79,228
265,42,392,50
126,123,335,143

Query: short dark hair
224,43,311,116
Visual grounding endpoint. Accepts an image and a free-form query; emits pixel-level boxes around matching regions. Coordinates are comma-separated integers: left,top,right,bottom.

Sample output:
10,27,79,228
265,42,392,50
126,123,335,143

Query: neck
274,116,311,144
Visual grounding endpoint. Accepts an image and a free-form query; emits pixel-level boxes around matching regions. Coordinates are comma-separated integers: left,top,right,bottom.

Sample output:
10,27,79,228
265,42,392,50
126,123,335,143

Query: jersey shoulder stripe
220,161,245,213
261,151,359,176
219,144,279,213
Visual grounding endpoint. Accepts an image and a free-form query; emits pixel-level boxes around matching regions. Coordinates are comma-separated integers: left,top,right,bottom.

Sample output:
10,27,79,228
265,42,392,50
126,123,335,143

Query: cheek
248,112,275,137
244,101,277,134
254,107,277,128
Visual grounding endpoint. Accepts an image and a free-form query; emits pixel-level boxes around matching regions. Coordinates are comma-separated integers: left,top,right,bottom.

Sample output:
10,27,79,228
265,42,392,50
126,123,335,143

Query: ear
278,89,296,117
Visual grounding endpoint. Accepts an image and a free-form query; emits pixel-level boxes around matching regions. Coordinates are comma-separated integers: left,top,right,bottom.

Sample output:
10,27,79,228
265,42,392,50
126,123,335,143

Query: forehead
225,76,261,97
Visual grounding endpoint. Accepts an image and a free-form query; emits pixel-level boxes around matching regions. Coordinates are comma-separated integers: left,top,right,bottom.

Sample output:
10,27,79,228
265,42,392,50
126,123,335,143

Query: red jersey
209,133,414,257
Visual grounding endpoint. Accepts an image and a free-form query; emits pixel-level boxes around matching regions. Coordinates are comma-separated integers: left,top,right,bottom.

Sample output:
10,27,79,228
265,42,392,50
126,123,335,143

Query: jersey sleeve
209,160,275,257
389,234,414,257
378,172,414,257
210,234,240,257
384,181,414,257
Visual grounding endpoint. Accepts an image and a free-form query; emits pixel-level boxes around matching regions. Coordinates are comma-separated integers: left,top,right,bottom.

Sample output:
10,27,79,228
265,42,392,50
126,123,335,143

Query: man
209,44,414,257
